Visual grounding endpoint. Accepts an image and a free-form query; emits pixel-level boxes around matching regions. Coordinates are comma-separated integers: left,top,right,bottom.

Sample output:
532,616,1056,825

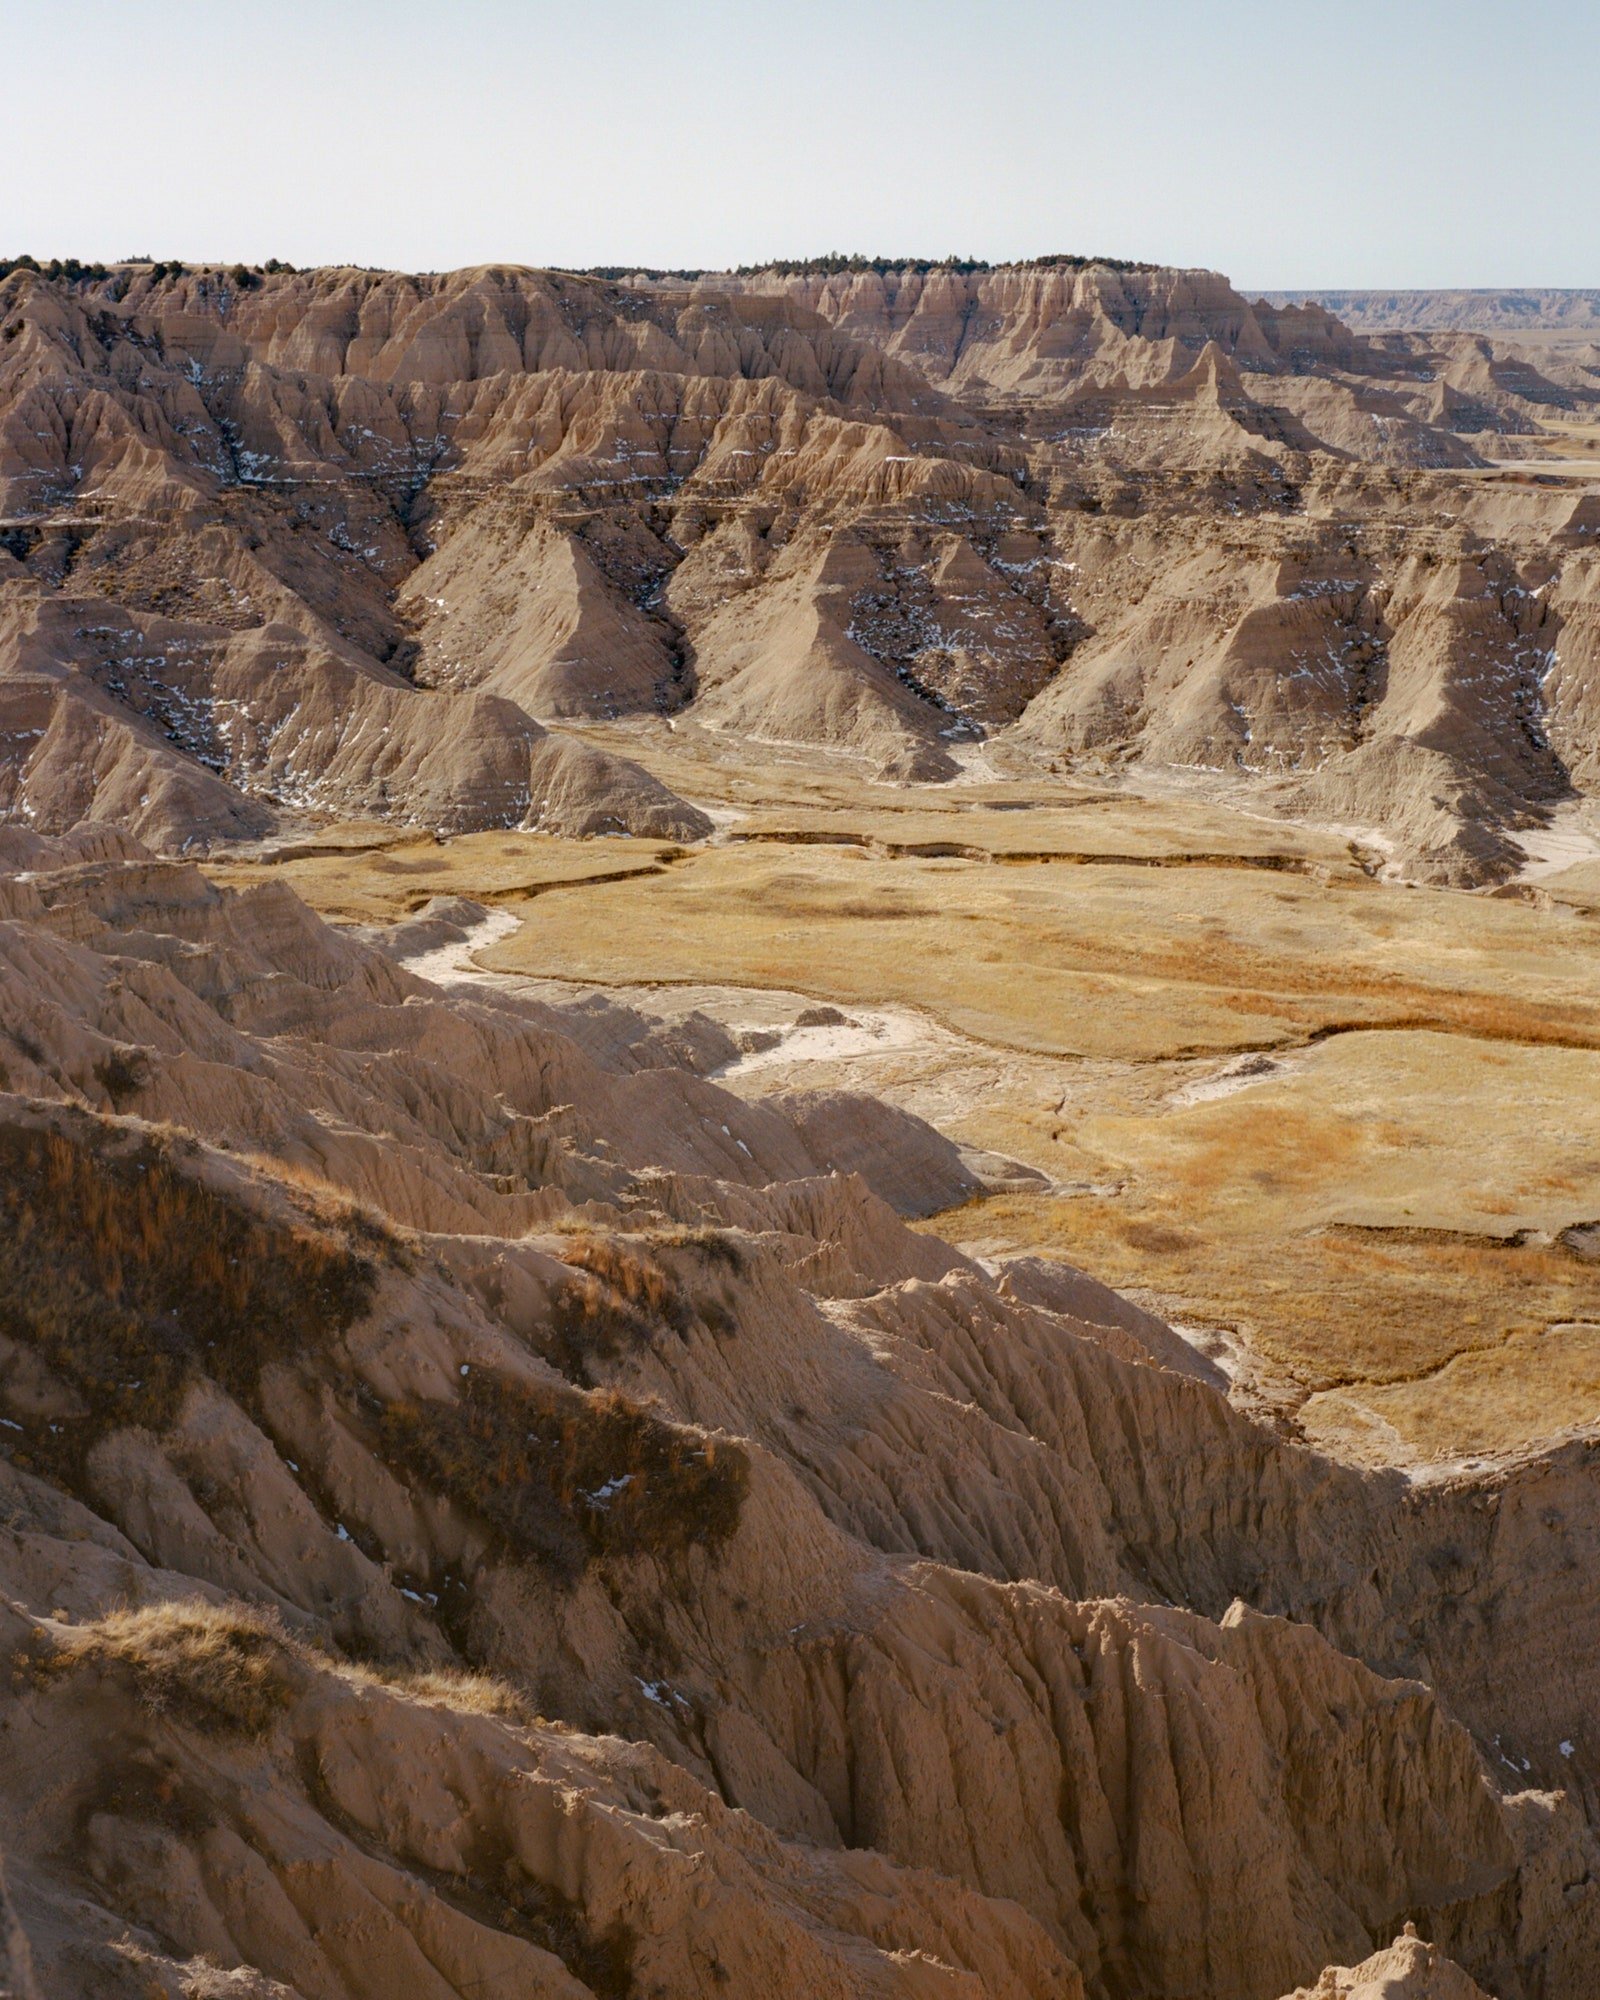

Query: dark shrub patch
0,1118,376,1481
643,1224,749,1276
376,1369,747,1579
92,1046,149,1110
548,1230,747,1375
559,1236,692,1334
547,1274,656,1382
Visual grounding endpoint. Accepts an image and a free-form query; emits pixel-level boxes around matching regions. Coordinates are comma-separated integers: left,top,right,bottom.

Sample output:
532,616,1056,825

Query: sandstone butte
0,255,1598,1998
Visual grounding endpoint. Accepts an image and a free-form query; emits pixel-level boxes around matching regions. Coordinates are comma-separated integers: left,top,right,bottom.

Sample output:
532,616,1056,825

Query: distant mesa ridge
1258,287,1600,333
0,253,1597,881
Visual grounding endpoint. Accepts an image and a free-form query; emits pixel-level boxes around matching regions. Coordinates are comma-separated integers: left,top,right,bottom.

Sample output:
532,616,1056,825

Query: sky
4,0,1596,289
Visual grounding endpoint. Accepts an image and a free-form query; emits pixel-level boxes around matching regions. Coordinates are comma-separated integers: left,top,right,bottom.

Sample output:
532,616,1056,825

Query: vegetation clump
547,1233,692,1378
0,254,111,284
1014,252,1158,274
376,1368,748,1579
736,253,987,278
549,1230,747,1374
92,1046,149,1110
575,252,1157,282
561,1234,692,1330
580,264,712,282
337,1656,534,1720
34,1600,298,1739
0,1118,376,1481
640,1224,749,1275
547,1273,657,1379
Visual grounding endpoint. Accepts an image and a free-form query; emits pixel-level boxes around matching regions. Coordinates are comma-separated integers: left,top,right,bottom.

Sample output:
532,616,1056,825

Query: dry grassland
211,767,1600,1465
205,829,684,925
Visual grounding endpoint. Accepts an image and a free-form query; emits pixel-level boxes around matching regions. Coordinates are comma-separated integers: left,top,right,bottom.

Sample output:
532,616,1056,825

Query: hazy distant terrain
1259,286,1600,333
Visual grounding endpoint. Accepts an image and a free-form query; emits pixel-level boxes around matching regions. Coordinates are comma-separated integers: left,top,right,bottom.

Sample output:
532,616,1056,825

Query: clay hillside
1,255,1598,880
0,826,1596,2000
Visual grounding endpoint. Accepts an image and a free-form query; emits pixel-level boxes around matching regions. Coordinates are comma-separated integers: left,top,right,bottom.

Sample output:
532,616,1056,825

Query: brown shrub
547,1233,705,1381
547,1273,657,1382
92,1046,149,1110
339,1657,534,1721
239,1148,420,1267
549,1230,748,1375
37,1600,297,1738
641,1224,750,1276
375,1369,748,1580
559,1236,692,1333
0,1118,376,1481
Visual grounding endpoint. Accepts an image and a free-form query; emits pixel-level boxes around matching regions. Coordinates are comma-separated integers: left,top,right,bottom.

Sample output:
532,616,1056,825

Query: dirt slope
0,834,1596,1996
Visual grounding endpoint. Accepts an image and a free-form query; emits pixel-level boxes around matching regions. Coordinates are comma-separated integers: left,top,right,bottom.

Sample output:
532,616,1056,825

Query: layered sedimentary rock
5,256,1600,877
1260,288,1600,335
0,836,1596,1995
693,262,1393,403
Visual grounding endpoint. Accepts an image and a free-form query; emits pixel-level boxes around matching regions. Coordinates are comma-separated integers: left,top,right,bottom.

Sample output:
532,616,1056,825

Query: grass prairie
204,829,685,925
208,757,1600,1466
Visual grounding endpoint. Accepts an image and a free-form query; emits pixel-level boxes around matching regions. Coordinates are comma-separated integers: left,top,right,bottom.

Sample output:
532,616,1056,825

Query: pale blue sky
4,0,1595,288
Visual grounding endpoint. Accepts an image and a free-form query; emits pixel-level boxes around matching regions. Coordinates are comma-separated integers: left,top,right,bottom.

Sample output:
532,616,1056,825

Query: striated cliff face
0,833,1596,1996
688,262,1384,398
3,258,1599,879
4,255,1598,881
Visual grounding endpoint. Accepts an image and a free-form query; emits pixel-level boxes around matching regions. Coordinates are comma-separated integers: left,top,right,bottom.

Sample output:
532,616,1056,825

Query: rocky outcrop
1279,1929,1494,2000
8,257,1587,880
0,592,710,847
693,264,1352,400
0,839,1597,1995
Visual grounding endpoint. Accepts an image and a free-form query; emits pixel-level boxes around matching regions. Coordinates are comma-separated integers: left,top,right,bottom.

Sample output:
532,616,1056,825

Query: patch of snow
400,906,522,985
716,1004,929,1080
946,741,1003,785
1514,802,1600,882
1167,1048,1310,1108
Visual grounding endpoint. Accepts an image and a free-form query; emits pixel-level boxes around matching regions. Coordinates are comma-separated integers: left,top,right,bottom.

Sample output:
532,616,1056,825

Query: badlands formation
2,256,1600,1997
1259,291,1600,337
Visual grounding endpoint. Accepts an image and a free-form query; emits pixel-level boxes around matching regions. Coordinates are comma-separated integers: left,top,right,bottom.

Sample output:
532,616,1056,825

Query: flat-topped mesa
656,260,1388,396
1260,287,1600,334
0,261,939,413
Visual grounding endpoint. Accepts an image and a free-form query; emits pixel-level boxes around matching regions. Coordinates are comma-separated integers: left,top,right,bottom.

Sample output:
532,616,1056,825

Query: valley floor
207,735,1600,1473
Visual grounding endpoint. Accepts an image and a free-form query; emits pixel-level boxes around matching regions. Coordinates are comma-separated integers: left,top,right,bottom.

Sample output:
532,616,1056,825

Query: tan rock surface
0,838,1595,1995
1279,1928,1494,2000
5,251,1600,1993
7,256,1599,878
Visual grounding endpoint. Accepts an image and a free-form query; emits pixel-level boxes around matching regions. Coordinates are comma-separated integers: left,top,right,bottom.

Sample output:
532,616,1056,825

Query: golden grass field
208,740,1600,1469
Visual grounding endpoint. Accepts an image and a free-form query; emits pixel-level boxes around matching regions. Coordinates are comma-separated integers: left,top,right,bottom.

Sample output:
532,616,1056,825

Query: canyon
2,254,1599,1998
